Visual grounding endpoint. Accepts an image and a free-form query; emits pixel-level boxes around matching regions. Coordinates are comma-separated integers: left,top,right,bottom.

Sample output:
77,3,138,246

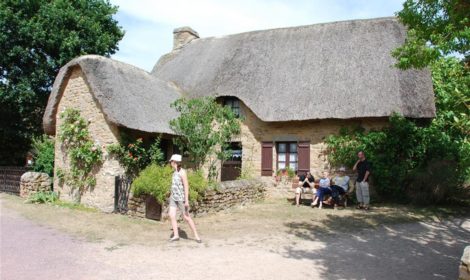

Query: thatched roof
43,55,181,135
152,17,435,121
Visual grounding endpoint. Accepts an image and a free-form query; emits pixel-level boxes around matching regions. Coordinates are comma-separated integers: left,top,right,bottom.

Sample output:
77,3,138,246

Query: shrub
187,170,209,202
31,135,55,177
131,164,210,205
131,164,173,204
405,160,463,205
325,114,468,204
26,191,58,204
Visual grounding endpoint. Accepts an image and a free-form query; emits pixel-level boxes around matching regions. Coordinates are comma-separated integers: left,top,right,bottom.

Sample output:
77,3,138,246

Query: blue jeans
316,186,332,202
330,185,346,204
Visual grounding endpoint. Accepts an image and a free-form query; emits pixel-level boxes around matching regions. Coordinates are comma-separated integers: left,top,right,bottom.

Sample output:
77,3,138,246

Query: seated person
330,166,350,208
295,171,315,206
311,171,331,209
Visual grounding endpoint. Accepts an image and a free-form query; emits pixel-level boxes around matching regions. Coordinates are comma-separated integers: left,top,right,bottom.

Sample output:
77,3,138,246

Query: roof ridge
200,16,398,41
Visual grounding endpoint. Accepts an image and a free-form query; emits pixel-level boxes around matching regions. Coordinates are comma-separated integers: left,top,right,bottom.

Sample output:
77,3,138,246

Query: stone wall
238,102,389,178
460,246,470,280
127,179,266,220
192,179,265,216
54,67,124,212
20,172,52,198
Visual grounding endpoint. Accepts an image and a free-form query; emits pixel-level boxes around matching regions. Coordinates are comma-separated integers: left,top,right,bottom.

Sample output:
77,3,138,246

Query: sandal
356,205,363,209
195,239,202,243
169,236,180,242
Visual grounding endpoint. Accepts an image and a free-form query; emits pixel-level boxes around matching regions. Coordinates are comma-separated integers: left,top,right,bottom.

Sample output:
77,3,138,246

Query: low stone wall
127,194,149,218
460,246,470,280
192,179,265,216
127,179,266,220
20,172,52,198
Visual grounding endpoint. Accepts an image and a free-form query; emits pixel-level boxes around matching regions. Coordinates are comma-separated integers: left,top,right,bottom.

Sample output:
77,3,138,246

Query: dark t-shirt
299,175,315,188
356,160,371,182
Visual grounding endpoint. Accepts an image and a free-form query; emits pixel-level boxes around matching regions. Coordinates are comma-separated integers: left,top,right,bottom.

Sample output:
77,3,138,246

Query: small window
223,98,240,117
225,142,242,161
277,142,298,171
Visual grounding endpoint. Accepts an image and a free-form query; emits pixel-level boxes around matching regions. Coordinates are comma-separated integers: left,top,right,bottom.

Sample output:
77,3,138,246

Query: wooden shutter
261,142,273,176
297,141,310,174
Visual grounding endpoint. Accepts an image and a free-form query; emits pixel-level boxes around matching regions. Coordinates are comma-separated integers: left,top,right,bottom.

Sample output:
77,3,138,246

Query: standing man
353,151,371,210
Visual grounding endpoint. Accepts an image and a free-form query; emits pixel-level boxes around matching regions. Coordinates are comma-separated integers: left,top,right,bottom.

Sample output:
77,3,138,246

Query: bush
132,164,173,204
31,135,55,177
131,164,210,205
405,160,463,205
187,170,209,202
325,114,467,204
26,191,58,204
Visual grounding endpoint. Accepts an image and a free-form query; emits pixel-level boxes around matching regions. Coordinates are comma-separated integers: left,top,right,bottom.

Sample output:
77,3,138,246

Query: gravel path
1,199,469,280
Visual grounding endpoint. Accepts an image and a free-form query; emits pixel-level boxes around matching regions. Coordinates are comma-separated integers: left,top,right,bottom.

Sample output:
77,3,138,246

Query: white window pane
289,163,297,171
289,153,297,161
278,143,286,153
290,143,297,153
278,162,286,169
278,153,286,161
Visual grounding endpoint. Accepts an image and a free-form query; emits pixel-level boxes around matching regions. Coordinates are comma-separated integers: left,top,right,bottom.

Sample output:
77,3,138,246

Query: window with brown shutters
297,141,310,175
261,142,273,176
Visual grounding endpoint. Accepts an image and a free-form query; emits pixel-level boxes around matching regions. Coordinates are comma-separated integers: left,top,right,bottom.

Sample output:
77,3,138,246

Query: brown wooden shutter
261,142,273,176
297,141,310,174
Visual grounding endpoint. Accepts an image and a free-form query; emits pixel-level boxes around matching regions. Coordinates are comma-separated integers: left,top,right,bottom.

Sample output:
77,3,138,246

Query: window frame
276,142,298,171
223,97,241,117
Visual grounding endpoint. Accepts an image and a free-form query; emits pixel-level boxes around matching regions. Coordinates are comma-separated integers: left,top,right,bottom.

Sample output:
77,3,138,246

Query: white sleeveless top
170,170,185,201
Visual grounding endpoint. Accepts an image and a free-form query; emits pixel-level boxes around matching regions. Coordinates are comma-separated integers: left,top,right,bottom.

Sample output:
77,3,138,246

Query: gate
0,166,28,195
114,175,131,213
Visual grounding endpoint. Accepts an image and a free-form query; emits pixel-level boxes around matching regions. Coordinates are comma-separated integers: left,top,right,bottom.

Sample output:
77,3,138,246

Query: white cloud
110,0,404,71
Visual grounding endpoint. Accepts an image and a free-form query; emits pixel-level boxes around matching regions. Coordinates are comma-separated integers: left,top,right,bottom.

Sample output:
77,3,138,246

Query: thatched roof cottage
44,17,435,211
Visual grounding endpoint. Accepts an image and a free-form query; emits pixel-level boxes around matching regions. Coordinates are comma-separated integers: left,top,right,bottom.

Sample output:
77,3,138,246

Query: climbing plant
107,134,164,178
57,108,102,203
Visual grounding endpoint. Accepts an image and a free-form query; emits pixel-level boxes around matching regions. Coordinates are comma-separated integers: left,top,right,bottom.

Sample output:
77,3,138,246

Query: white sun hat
169,154,182,162
339,166,346,172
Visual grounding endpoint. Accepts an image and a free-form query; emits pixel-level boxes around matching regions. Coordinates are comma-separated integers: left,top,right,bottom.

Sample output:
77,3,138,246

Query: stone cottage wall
127,179,266,220
54,67,124,212
238,102,389,178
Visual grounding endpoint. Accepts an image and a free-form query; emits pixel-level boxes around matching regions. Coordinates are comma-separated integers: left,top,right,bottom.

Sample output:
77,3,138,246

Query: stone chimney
173,26,199,50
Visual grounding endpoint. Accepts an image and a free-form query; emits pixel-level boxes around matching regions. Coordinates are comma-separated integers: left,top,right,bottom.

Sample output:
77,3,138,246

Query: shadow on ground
283,210,470,279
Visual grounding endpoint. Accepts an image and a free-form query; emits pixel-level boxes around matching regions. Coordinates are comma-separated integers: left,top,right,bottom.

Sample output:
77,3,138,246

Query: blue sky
110,0,405,71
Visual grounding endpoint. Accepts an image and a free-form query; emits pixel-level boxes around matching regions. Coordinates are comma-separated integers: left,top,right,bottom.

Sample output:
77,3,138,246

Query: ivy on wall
57,108,102,203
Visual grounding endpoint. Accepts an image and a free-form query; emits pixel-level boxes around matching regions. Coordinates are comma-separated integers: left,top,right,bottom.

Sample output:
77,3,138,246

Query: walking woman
168,154,201,243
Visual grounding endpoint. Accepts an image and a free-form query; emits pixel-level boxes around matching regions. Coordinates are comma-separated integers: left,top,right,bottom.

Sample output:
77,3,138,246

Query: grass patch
52,200,98,212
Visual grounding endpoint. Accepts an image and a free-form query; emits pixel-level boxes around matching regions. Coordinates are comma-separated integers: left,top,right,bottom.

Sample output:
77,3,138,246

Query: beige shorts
169,198,185,212
295,187,312,194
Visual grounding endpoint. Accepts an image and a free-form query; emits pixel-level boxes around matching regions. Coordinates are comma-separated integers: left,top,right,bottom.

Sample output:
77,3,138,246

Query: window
225,142,242,162
223,98,240,117
277,142,298,171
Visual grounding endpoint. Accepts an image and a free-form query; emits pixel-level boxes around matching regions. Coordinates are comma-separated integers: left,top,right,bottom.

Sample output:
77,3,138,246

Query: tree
392,0,469,69
394,0,470,182
0,0,124,165
169,97,241,180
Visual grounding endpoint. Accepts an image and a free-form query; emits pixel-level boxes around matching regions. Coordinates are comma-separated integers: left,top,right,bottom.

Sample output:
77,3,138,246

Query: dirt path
1,194,469,280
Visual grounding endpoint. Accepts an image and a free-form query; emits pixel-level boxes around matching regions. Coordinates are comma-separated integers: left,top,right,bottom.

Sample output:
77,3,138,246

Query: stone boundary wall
127,179,266,220
20,172,52,198
461,246,470,280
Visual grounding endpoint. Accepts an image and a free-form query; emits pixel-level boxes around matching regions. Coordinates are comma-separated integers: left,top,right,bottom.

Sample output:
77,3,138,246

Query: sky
110,0,405,72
